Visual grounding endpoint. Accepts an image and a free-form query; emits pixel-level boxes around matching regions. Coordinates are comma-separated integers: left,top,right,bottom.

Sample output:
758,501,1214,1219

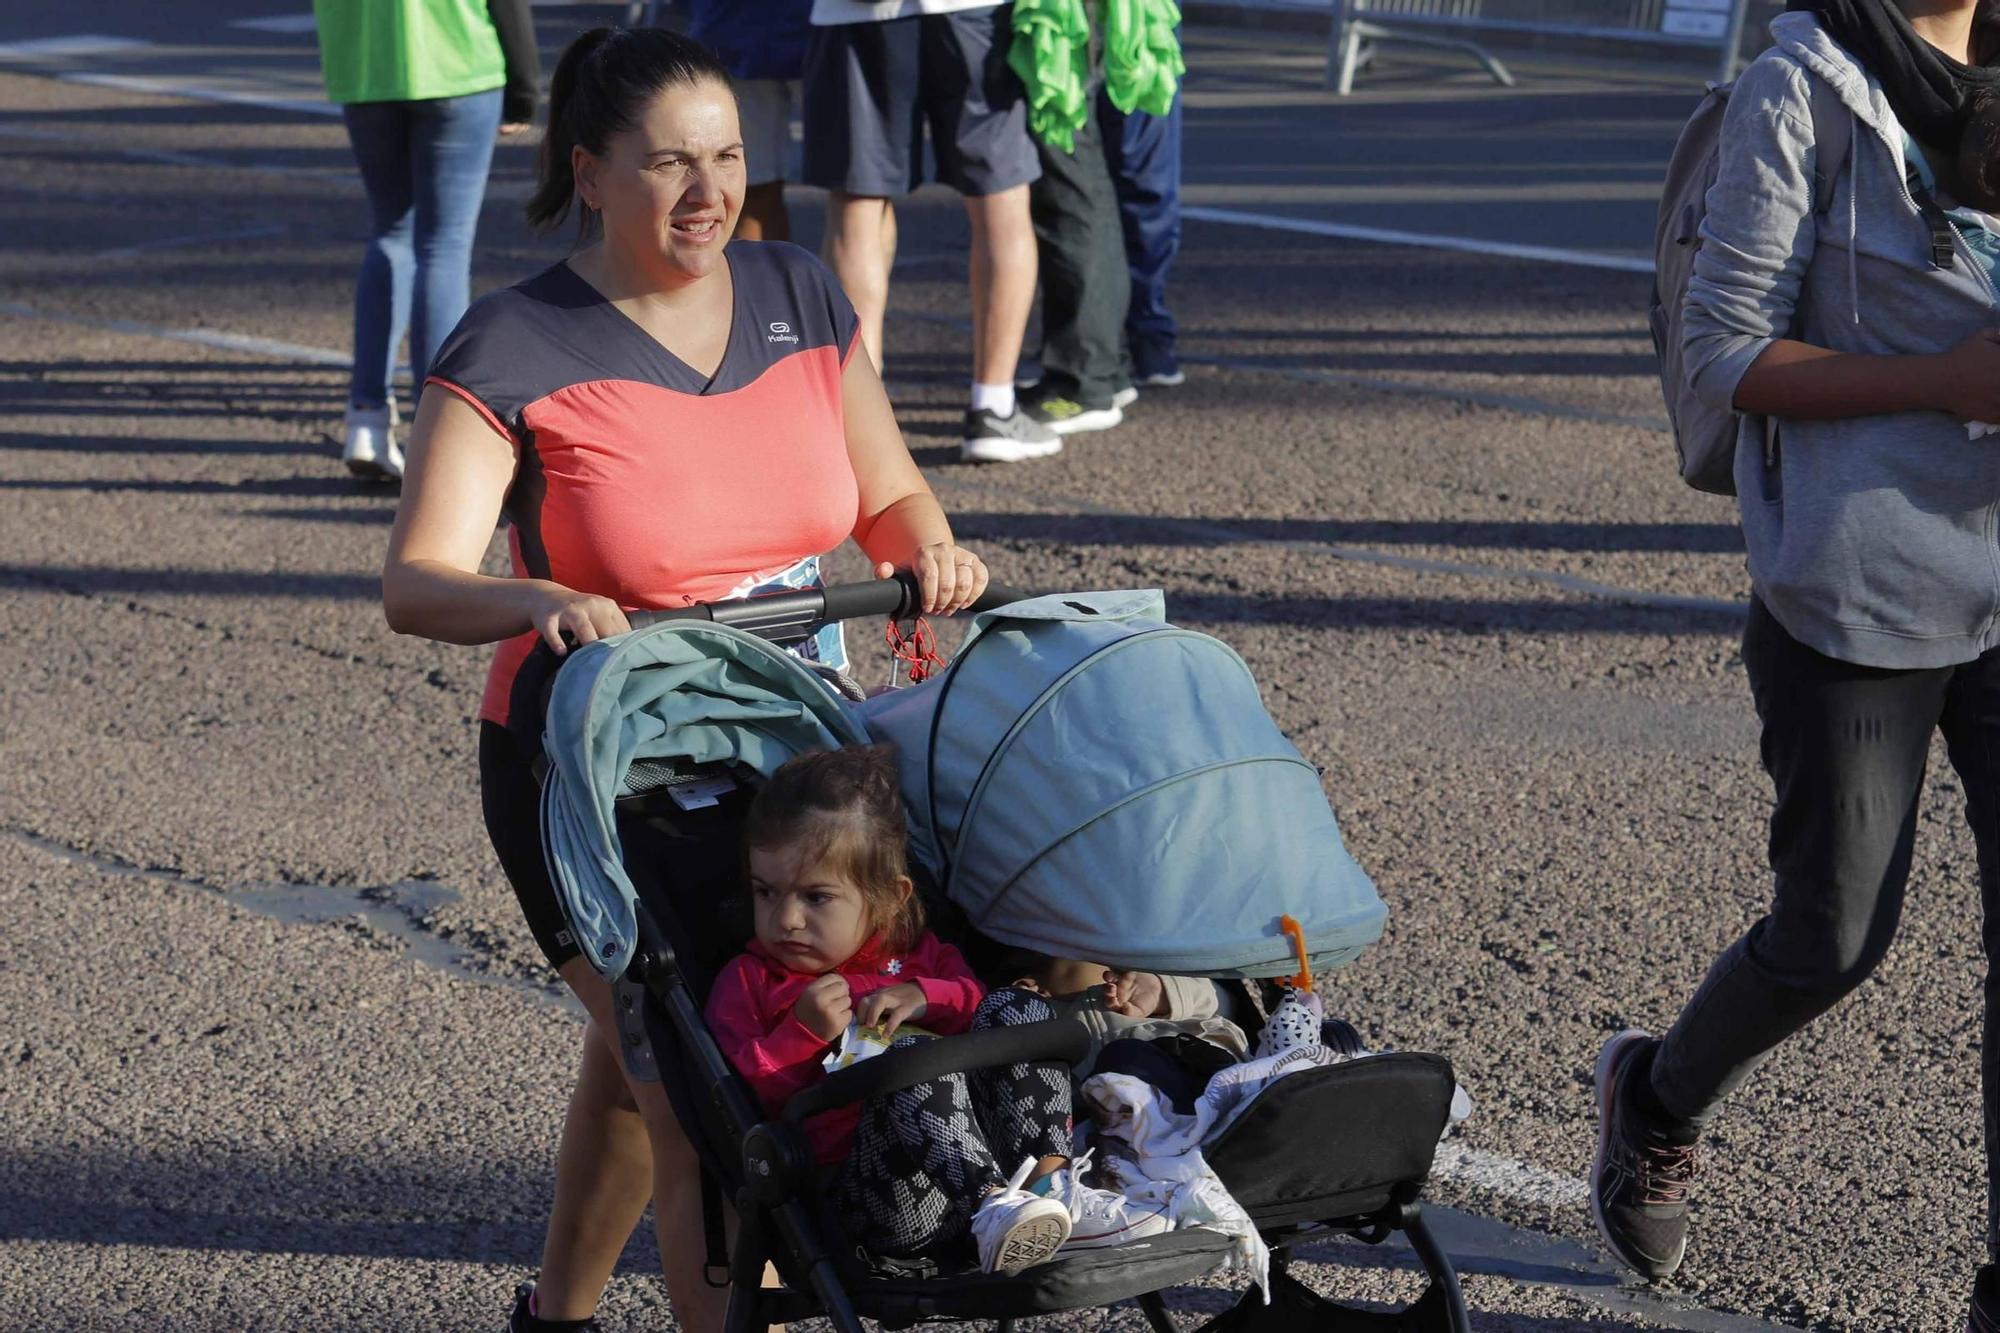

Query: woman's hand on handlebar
877,542,989,616
523,582,631,655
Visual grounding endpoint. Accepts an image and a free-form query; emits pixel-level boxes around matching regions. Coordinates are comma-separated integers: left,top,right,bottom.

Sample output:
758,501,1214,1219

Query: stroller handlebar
780,1019,1090,1124
625,570,1031,638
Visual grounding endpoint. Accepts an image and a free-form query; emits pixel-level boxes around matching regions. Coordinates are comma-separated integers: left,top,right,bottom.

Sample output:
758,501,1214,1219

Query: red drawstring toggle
885,616,946,685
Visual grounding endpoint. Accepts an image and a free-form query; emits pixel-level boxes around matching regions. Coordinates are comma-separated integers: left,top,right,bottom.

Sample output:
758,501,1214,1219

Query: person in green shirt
314,0,539,480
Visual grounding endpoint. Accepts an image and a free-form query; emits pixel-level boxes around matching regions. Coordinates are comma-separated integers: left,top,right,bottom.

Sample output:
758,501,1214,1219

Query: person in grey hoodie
1589,0,2000,1316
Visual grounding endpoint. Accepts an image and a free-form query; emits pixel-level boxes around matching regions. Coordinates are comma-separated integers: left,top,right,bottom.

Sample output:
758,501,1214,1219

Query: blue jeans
340,89,503,409
1099,89,1182,376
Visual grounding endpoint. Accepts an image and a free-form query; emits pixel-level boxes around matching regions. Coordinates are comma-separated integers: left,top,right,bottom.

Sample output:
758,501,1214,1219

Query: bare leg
632,1076,736,1333
880,199,898,286
736,181,790,243
531,963,653,1321
822,190,893,371
963,184,1036,388
530,960,737,1333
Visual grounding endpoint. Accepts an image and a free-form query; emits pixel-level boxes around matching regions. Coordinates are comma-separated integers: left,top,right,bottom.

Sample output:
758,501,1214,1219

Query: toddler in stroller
705,745,1173,1274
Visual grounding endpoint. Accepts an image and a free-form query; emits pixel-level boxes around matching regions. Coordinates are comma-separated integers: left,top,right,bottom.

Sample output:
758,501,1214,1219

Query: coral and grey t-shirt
425,241,864,728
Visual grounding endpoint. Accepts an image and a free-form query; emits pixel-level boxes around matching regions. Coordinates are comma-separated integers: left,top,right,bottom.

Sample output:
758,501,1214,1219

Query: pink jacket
704,931,985,1164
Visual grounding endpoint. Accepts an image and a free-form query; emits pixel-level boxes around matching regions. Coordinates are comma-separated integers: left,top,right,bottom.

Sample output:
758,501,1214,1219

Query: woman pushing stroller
706,746,1175,1273
381,25,993,1333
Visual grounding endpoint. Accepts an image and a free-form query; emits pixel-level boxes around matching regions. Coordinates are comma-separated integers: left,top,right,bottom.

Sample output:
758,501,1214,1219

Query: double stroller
515,578,1471,1332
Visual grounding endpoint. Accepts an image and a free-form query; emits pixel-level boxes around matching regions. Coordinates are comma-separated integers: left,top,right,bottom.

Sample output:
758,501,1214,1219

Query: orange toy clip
1276,915,1313,992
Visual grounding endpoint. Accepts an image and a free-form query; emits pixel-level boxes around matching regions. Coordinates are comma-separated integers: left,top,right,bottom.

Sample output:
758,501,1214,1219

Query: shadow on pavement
949,511,1745,556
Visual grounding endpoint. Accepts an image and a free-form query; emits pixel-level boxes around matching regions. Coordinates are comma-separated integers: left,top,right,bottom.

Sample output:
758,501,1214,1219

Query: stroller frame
530,576,1475,1332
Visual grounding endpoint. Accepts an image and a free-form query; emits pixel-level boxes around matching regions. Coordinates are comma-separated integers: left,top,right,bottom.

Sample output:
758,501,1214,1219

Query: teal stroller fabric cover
540,621,870,979
858,590,1388,979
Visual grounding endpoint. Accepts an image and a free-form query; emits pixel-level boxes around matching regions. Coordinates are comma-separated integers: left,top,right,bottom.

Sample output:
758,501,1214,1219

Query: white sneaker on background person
342,400,403,481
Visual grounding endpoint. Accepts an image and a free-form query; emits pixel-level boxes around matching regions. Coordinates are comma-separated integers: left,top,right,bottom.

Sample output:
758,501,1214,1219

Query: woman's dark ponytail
525,26,734,235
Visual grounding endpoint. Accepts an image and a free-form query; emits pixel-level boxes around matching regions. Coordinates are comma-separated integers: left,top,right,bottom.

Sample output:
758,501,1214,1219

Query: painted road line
95,222,288,261
0,125,351,179
227,15,320,33
0,35,150,60
0,300,353,369
1184,205,1657,275
59,71,336,118
1434,1142,1588,1207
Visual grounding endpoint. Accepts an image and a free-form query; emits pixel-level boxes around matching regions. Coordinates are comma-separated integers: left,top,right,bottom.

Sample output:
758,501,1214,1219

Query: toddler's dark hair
527,26,733,235
744,746,923,955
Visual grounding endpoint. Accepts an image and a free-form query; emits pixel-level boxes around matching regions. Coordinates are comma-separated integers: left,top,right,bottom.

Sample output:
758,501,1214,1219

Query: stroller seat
1210,1051,1456,1229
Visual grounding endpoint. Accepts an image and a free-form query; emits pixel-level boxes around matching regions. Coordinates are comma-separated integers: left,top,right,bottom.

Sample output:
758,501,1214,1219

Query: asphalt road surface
0,4,1985,1331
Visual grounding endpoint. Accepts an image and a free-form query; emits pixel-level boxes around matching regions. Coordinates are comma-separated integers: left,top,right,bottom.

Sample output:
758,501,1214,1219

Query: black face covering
1789,0,2000,149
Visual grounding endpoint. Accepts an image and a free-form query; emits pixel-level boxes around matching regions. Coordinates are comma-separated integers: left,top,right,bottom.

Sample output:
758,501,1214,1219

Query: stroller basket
534,575,1471,1333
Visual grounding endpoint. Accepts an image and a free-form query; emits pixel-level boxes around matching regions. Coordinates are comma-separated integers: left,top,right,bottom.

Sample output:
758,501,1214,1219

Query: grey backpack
1650,72,1851,495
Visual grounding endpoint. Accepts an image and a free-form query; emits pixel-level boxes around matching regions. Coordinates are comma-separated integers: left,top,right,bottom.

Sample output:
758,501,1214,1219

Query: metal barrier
1325,0,1756,92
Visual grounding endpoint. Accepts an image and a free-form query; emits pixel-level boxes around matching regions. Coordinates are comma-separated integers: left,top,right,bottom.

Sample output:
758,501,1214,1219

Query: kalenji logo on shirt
766,320,799,345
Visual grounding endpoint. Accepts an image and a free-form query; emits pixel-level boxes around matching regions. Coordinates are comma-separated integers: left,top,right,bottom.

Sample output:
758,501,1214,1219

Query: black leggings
832,989,1074,1261
478,720,581,969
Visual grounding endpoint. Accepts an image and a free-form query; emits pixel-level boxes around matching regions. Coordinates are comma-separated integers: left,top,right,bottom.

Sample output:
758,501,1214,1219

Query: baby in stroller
703,746,1174,1276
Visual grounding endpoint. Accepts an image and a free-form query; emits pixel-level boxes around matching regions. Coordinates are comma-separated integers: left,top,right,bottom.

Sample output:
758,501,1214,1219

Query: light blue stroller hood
858,590,1388,979
540,621,869,979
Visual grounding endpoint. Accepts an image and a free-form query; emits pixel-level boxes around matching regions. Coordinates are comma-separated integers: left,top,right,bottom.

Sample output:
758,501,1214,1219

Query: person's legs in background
338,99,417,479
734,78,797,242
802,18,918,370
1936,643,2000,1321
962,185,1040,410
928,4,1058,462
1592,598,1945,1282
1021,75,1132,438
1100,87,1183,387
408,88,502,402
823,193,895,367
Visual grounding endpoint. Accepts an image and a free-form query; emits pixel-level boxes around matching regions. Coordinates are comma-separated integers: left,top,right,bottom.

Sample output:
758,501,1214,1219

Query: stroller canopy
541,622,869,979
859,591,1387,979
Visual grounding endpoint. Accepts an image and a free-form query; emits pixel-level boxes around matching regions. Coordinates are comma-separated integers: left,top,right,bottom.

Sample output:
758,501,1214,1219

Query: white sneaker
1051,1151,1174,1251
342,402,404,481
970,1158,1073,1274
1112,385,1139,409
962,406,1062,464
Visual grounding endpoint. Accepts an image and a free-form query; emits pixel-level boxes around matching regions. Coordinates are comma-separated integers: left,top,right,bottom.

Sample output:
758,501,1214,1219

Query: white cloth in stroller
1079,1073,1270,1301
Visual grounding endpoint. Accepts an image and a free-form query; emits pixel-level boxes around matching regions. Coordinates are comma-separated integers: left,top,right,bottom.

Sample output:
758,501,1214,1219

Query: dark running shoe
508,1281,604,1333
1972,1264,2000,1333
1591,1029,1697,1280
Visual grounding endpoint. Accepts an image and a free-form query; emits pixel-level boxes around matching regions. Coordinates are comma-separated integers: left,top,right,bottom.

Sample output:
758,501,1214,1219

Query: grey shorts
801,5,1040,198
735,77,797,187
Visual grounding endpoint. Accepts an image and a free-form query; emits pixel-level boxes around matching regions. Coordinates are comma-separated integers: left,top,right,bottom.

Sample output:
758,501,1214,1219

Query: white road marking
94,222,287,261
227,15,319,33
0,300,353,368
0,124,350,179
1433,1141,1591,1207
1184,204,1657,275
0,34,150,60
58,71,336,118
